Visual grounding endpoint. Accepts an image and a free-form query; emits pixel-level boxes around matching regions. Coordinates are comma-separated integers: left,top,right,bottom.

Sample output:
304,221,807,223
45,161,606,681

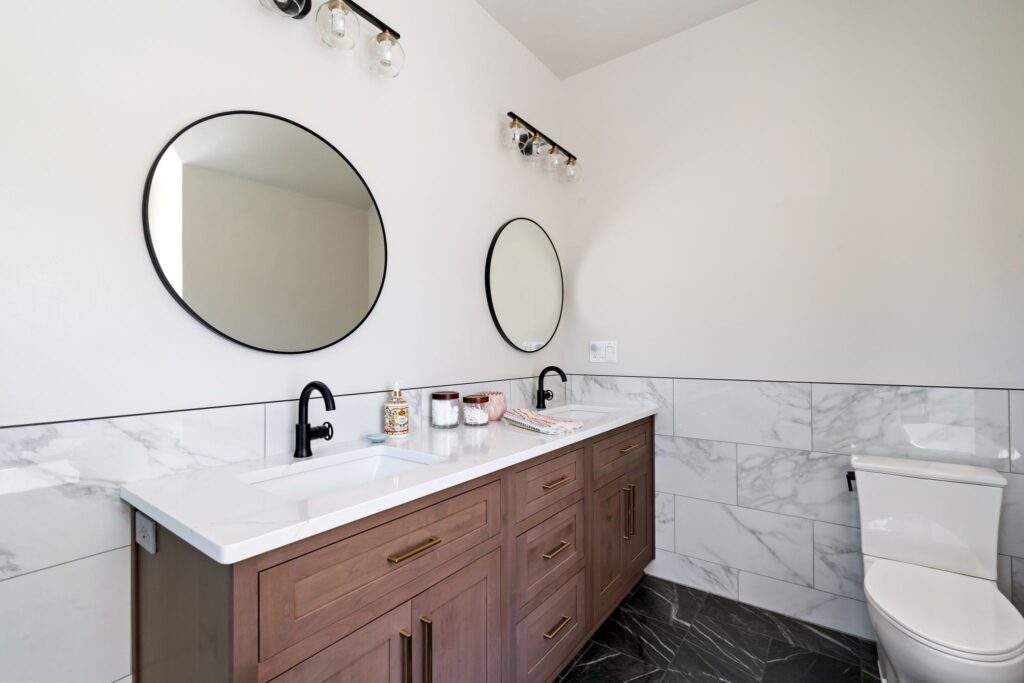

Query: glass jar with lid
431,391,460,429
462,394,490,426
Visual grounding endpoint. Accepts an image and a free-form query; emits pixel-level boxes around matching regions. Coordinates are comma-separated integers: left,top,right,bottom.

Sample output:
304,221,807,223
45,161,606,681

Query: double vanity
122,403,656,682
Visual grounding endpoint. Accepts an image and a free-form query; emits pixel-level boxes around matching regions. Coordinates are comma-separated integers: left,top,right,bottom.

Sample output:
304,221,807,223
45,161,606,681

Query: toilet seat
865,559,1024,663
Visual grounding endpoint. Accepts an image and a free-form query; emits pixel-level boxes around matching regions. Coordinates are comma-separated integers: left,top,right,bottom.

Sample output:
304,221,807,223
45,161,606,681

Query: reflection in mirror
485,218,563,352
145,111,386,353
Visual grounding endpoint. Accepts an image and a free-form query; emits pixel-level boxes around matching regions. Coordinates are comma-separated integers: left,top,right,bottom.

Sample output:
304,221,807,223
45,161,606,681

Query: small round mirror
143,111,386,353
485,218,563,352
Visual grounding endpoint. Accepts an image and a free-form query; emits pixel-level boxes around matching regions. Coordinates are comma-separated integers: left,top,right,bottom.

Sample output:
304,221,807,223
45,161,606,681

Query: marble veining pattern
1013,557,1024,614
999,473,1024,558
674,496,814,587
655,491,675,552
812,384,1010,471
572,375,673,435
1010,390,1024,473
656,435,738,505
737,446,859,527
646,549,740,600
738,572,874,640
812,522,865,601
674,379,812,450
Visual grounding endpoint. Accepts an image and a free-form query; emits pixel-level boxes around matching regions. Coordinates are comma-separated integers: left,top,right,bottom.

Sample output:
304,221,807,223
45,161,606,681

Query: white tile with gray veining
673,379,812,450
646,548,739,599
0,547,130,683
1010,391,1024,473
813,521,865,601
0,405,264,579
509,376,566,410
739,571,874,640
655,491,675,552
812,384,1010,471
674,496,814,586
737,446,859,527
1012,557,1024,614
572,375,673,435
998,554,1012,602
655,435,737,505
999,473,1024,558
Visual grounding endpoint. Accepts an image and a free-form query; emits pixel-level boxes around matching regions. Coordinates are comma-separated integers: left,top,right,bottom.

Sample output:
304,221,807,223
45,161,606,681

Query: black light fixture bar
345,0,401,39
507,111,576,161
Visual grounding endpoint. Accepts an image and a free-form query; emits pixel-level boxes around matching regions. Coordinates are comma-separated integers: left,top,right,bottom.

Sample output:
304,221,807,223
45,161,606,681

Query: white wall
563,0,1024,389
0,0,575,427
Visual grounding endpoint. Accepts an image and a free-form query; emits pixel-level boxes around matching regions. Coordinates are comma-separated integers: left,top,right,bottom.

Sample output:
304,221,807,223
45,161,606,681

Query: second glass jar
462,394,490,426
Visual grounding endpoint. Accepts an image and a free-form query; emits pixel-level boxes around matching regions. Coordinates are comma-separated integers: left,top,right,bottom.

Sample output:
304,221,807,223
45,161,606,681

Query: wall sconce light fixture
504,112,579,182
259,0,404,77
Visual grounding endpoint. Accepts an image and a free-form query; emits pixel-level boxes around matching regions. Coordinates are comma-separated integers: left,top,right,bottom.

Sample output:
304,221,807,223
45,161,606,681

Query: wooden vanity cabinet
133,417,654,683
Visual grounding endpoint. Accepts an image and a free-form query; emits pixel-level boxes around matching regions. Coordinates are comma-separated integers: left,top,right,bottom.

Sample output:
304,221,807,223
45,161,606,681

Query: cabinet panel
590,473,627,621
259,481,500,660
515,570,586,683
411,548,502,683
515,499,584,609
270,603,411,683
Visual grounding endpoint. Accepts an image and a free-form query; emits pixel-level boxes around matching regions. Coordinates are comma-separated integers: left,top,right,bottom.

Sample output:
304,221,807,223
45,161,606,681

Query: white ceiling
476,0,760,78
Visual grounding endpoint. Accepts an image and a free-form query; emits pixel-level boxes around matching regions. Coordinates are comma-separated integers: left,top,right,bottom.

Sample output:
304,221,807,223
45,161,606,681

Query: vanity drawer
592,422,651,486
516,569,587,683
258,481,501,661
515,499,584,610
513,447,584,522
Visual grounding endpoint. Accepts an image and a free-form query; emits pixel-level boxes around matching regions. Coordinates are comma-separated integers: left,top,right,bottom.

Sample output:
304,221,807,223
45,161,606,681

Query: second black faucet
294,381,336,458
536,366,567,410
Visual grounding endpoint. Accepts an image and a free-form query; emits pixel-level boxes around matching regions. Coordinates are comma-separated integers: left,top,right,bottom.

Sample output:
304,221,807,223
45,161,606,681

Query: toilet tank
852,455,1006,580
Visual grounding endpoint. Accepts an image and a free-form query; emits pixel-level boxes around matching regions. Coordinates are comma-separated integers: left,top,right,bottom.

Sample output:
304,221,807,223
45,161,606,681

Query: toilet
853,455,1024,683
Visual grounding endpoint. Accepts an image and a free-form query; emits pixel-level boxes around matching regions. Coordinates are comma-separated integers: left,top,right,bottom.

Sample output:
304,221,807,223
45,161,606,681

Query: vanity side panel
135,521,235,683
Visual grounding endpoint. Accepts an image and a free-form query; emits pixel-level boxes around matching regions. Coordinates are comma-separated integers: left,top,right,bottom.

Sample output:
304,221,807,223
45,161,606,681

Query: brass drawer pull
388,536,442,563
618,443,639,455
541,474,572,490
543,615,572,640
622,487,632,539
628,484,637,538
541,540,571,560
400,629,412,683
421,617,433,683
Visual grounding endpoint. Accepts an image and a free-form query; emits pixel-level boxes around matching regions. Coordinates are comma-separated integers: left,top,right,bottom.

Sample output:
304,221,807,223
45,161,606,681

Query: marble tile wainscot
568,374,1024,640
0,375,549,683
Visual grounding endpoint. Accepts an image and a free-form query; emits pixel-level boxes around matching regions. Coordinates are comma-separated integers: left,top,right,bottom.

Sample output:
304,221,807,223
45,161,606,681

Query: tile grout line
0,544,130,584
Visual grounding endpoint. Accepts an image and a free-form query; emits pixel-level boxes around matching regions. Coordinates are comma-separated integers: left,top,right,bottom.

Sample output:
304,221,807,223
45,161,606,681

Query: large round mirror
143,111,386,354
485,218,563,352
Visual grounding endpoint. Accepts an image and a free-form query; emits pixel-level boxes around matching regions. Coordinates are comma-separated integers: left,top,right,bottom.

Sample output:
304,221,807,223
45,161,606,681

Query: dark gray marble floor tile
861,665,882,683
623,575,707,629
697,595,860,664
560,641,662,683
761,641,860,682
859,639,878,669
593,607,688,668
664,613,770,683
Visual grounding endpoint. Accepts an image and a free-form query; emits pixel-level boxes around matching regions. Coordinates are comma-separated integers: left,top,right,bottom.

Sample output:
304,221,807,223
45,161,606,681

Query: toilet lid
866,559,1024,658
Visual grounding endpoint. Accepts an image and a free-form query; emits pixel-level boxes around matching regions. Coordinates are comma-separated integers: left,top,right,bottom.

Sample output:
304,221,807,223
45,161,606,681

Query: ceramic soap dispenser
383,385,410,439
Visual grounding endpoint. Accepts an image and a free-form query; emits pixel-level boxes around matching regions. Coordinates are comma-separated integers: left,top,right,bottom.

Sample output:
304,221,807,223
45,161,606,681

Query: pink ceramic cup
484,392,506,421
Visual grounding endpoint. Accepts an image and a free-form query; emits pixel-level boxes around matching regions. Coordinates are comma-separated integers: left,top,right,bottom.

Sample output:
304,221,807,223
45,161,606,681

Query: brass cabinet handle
618,443,639,455
541,474,572,490
421,617,433,683
399,629,412,683
622,487,631,539
628,484,637,538
388,536,442,564
541,540,571,560
543,615,572,640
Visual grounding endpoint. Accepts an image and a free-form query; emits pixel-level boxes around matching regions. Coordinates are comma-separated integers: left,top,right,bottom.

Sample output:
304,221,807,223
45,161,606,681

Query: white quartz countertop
120,403,656,564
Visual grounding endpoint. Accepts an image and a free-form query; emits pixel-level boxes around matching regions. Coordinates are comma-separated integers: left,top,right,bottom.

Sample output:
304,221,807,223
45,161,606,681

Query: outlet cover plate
589,341,617,363
135,511,157,554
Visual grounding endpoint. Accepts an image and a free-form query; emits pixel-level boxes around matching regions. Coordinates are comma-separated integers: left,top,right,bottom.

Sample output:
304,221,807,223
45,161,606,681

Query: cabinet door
591,473,627,621
623,461,652,578
271,603,412,683
411,549,502,683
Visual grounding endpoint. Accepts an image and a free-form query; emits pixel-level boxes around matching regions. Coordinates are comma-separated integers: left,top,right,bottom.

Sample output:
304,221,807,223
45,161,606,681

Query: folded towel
502,408,583,436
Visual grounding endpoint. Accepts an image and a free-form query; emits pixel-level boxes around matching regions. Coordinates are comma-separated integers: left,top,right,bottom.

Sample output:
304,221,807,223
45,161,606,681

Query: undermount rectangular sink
239,446,442,502
541,403,621,422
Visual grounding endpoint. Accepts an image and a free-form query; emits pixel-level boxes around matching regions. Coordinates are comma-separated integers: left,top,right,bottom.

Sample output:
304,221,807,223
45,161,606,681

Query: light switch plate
135,511,157,554
589,341,618,363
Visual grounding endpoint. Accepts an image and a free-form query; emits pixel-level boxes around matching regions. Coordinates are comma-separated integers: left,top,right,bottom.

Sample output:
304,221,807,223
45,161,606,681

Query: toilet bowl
865,559,1024,683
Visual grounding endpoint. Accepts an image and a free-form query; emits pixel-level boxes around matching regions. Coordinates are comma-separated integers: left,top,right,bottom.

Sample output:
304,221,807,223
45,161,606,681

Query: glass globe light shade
503,119,527,149
258,0,308,18
369,31,405,78
563,158,581,182
544,147,565,173
315,0,359,49
524,134,544,163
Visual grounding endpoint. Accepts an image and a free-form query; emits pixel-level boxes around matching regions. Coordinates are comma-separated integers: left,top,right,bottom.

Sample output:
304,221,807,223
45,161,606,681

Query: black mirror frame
141,110,388,355
484,217,564,354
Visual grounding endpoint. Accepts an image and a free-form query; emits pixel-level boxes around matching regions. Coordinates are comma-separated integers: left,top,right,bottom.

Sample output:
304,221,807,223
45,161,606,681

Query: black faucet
294,381,336,458
536,366,567,410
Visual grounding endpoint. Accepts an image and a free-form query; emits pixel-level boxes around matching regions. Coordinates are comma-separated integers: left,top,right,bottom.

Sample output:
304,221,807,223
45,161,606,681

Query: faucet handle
543,389,554,401
310,422,334,442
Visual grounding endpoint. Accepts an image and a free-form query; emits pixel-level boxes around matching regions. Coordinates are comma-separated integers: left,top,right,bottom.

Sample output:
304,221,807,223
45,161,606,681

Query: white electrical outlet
135,511,157,554
589,341,618,363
